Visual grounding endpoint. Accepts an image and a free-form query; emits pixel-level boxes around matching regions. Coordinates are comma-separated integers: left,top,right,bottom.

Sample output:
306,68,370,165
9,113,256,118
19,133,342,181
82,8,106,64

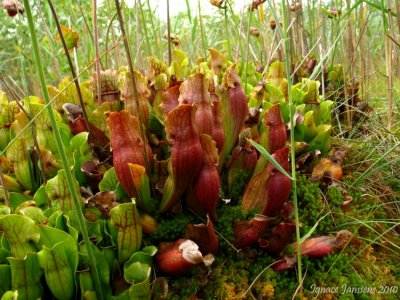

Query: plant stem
105,12,119,69
77,0,105,70
146,0,160,58
224,6,232,61
167,0,172,64
385,0,394,130
244,8,253,90
93,0,102,103
22,1,104,299
198,0,208,58
135,0,143,68
185,0,192,23
37,0,62,83
279,0,303,289
47,0,91,133
138,0,152,56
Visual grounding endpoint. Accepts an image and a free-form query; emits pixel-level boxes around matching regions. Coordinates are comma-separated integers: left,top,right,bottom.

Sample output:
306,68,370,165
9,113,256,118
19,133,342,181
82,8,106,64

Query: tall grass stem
23,1,104,298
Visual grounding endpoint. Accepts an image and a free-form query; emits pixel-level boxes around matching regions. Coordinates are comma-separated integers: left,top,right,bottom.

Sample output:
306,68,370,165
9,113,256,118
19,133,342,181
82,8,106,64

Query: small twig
7,76,25,99
0,75,18,101
291,269,308,300
241,261,281,298
387,34,400,48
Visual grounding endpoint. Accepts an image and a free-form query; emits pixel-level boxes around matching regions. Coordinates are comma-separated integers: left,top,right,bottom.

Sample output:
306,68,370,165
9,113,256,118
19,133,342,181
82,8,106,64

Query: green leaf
45,169,83,212
79,271,94,298
302,78,320,103
70,132,92,184
18,206,48,224
303,111,317,142
248,139,293,180
128,163,156,213
125,261,151,284
0,215,39,258
55,25,79,52
99,167,127,200
265,84,285,105
0,128,10,151
305,124,332,156
1,291,18,300
89,101,119,136
0,101,19,128
291,83,307,105
124,245,157,269
26,101,64,154
79,242,112,299
299,212,330,244
37,224,77,253
123,246,157,300
0,205,10,216
37,242,77,300
37,225,79,299
62,212,80,242
8,192,32,211
109,202,142,264
6,139,32,190
320,100,334,124
33,185,48,208
8,253,43,300
99,167,119,192
0,236,10,264
51,78,93,113
69,132,88,152
0,265,11,296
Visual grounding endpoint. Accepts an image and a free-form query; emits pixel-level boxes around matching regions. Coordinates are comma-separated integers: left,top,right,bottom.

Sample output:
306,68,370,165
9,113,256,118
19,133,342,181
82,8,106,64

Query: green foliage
147,213,195,244
215,204,252,245
226,170,251,203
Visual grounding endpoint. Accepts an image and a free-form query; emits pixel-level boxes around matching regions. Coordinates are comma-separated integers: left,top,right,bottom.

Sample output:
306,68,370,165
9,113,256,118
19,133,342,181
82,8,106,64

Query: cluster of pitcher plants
0,44,354,299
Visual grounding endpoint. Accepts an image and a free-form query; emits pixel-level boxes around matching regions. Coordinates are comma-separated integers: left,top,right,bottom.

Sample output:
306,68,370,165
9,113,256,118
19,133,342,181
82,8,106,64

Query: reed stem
23,1,104,298
279,0,303,289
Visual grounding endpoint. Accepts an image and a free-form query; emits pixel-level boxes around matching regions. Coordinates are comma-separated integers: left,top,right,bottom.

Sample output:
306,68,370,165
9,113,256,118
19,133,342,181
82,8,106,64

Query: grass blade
248,139,293,180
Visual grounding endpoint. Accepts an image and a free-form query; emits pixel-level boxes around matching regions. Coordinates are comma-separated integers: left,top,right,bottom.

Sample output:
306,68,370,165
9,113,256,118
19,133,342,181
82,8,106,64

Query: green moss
215,204,253,257
326,186,345,206
162,176,399,299
296,174,331,234
228,170,252,204
146,213,196,244
165,275,201,300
